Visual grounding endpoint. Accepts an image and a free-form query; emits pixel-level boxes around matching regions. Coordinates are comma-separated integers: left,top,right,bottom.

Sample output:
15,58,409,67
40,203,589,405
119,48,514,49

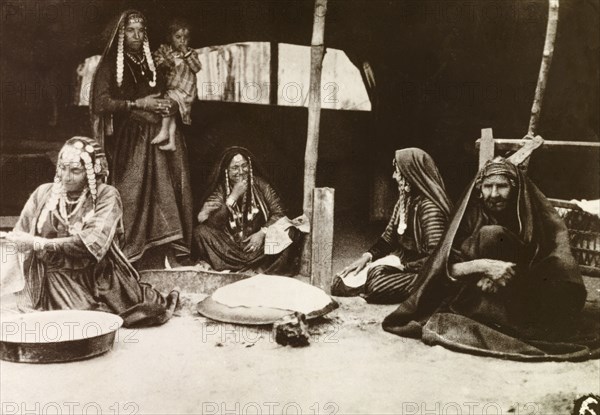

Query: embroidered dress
14,183,177,327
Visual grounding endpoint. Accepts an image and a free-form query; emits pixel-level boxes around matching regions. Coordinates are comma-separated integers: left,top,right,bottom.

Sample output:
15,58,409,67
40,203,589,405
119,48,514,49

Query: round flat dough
197,275,338,325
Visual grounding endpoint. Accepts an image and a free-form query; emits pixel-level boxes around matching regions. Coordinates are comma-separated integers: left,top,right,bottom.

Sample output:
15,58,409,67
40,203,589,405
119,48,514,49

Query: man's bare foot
151,130,169,145
159,141,176,151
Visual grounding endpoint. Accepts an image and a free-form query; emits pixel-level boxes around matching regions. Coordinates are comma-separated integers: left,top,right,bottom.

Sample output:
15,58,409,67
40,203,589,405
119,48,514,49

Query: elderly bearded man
382,157,599,361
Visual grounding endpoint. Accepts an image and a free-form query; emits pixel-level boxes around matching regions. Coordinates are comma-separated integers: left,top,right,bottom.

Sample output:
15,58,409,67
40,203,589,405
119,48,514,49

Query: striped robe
363,195,447,304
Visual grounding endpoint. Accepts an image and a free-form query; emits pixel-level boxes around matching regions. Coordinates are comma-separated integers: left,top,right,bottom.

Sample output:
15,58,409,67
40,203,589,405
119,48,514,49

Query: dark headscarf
200,147,268,204
476,157,531,242
475,156,518,188
395,148,452,218
199,147,273,227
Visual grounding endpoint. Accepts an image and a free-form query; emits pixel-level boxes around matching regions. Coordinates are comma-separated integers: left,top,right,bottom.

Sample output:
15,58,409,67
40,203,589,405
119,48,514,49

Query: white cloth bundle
0,236,25,296
341,254,402,288
264,215,310,255
570,199,600,218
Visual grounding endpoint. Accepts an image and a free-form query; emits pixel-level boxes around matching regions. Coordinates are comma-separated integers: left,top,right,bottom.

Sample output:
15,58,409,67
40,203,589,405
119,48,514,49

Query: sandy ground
1,295,599,415
1,217,599,414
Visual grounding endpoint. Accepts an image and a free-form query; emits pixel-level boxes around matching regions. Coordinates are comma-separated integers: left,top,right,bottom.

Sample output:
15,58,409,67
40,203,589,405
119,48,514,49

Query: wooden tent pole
528,0,559,137
303,0,328,215
301,0,328,276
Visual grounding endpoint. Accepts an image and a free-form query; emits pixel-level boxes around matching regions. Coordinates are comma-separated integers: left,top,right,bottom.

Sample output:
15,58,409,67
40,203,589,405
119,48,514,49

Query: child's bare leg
151,117,170,144
159,117,177,151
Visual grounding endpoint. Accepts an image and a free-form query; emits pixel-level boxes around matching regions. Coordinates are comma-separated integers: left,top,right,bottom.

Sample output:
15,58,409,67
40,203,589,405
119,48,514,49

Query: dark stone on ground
273,312,310,347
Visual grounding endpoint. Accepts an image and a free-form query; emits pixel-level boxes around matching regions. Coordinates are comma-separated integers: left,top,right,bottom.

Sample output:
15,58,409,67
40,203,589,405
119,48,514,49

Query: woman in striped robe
332,148,452,304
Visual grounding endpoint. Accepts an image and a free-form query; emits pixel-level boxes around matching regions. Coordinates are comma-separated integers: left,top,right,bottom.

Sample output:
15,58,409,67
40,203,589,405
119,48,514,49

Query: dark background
1,0,598,218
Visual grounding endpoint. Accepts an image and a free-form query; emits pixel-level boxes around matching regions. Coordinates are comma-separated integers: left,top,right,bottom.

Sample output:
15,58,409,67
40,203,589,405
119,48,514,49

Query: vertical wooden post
479,128,495,169
269,42,279,105
301,0,328,276
522,0,559,170
311,187,334,292
528,0,559,137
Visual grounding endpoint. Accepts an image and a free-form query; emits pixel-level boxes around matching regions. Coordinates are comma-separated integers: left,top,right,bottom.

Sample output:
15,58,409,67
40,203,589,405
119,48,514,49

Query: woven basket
552,199,600,277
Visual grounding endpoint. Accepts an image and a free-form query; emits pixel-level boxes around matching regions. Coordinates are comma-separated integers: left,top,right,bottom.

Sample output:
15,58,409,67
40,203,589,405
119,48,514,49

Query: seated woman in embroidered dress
4,137,179,327
331,148,452,304
193,147,301,275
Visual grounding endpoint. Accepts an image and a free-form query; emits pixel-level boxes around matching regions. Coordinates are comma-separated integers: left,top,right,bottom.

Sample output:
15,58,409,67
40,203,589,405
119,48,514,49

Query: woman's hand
337,253,372,279
197,201,221,223
229,180,248,202
5,231,36,252
135,93,173,115
243,231,265,253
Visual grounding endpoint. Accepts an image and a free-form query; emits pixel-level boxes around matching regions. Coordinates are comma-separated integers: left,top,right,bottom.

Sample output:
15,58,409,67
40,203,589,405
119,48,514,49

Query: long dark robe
14,183,176,327
91,11,193,262
383,168,600,361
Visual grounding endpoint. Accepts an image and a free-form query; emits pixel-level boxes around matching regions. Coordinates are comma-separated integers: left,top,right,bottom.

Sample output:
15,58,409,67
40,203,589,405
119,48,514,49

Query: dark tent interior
1,0,598,220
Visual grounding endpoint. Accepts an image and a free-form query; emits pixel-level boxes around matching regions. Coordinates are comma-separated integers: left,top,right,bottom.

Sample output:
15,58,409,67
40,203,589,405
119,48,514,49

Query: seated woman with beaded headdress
193,147,302,276
4,137,179,327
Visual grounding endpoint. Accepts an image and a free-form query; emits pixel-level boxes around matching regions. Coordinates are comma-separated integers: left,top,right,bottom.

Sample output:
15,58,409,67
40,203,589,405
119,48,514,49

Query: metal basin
0,310,123,363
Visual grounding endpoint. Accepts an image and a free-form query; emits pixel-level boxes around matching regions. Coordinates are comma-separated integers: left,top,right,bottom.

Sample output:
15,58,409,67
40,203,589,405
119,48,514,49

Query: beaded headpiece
37,137,108,234
127,13,145,25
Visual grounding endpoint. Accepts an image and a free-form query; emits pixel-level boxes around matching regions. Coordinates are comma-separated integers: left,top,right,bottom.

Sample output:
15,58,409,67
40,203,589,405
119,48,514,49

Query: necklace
126,52,147,75
65,193,83,204
126,52,145,65
58,188,88,225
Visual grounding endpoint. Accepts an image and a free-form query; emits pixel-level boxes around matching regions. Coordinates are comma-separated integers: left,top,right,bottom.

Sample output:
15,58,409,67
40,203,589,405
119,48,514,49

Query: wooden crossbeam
476,138,600,151
507,136,545,165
